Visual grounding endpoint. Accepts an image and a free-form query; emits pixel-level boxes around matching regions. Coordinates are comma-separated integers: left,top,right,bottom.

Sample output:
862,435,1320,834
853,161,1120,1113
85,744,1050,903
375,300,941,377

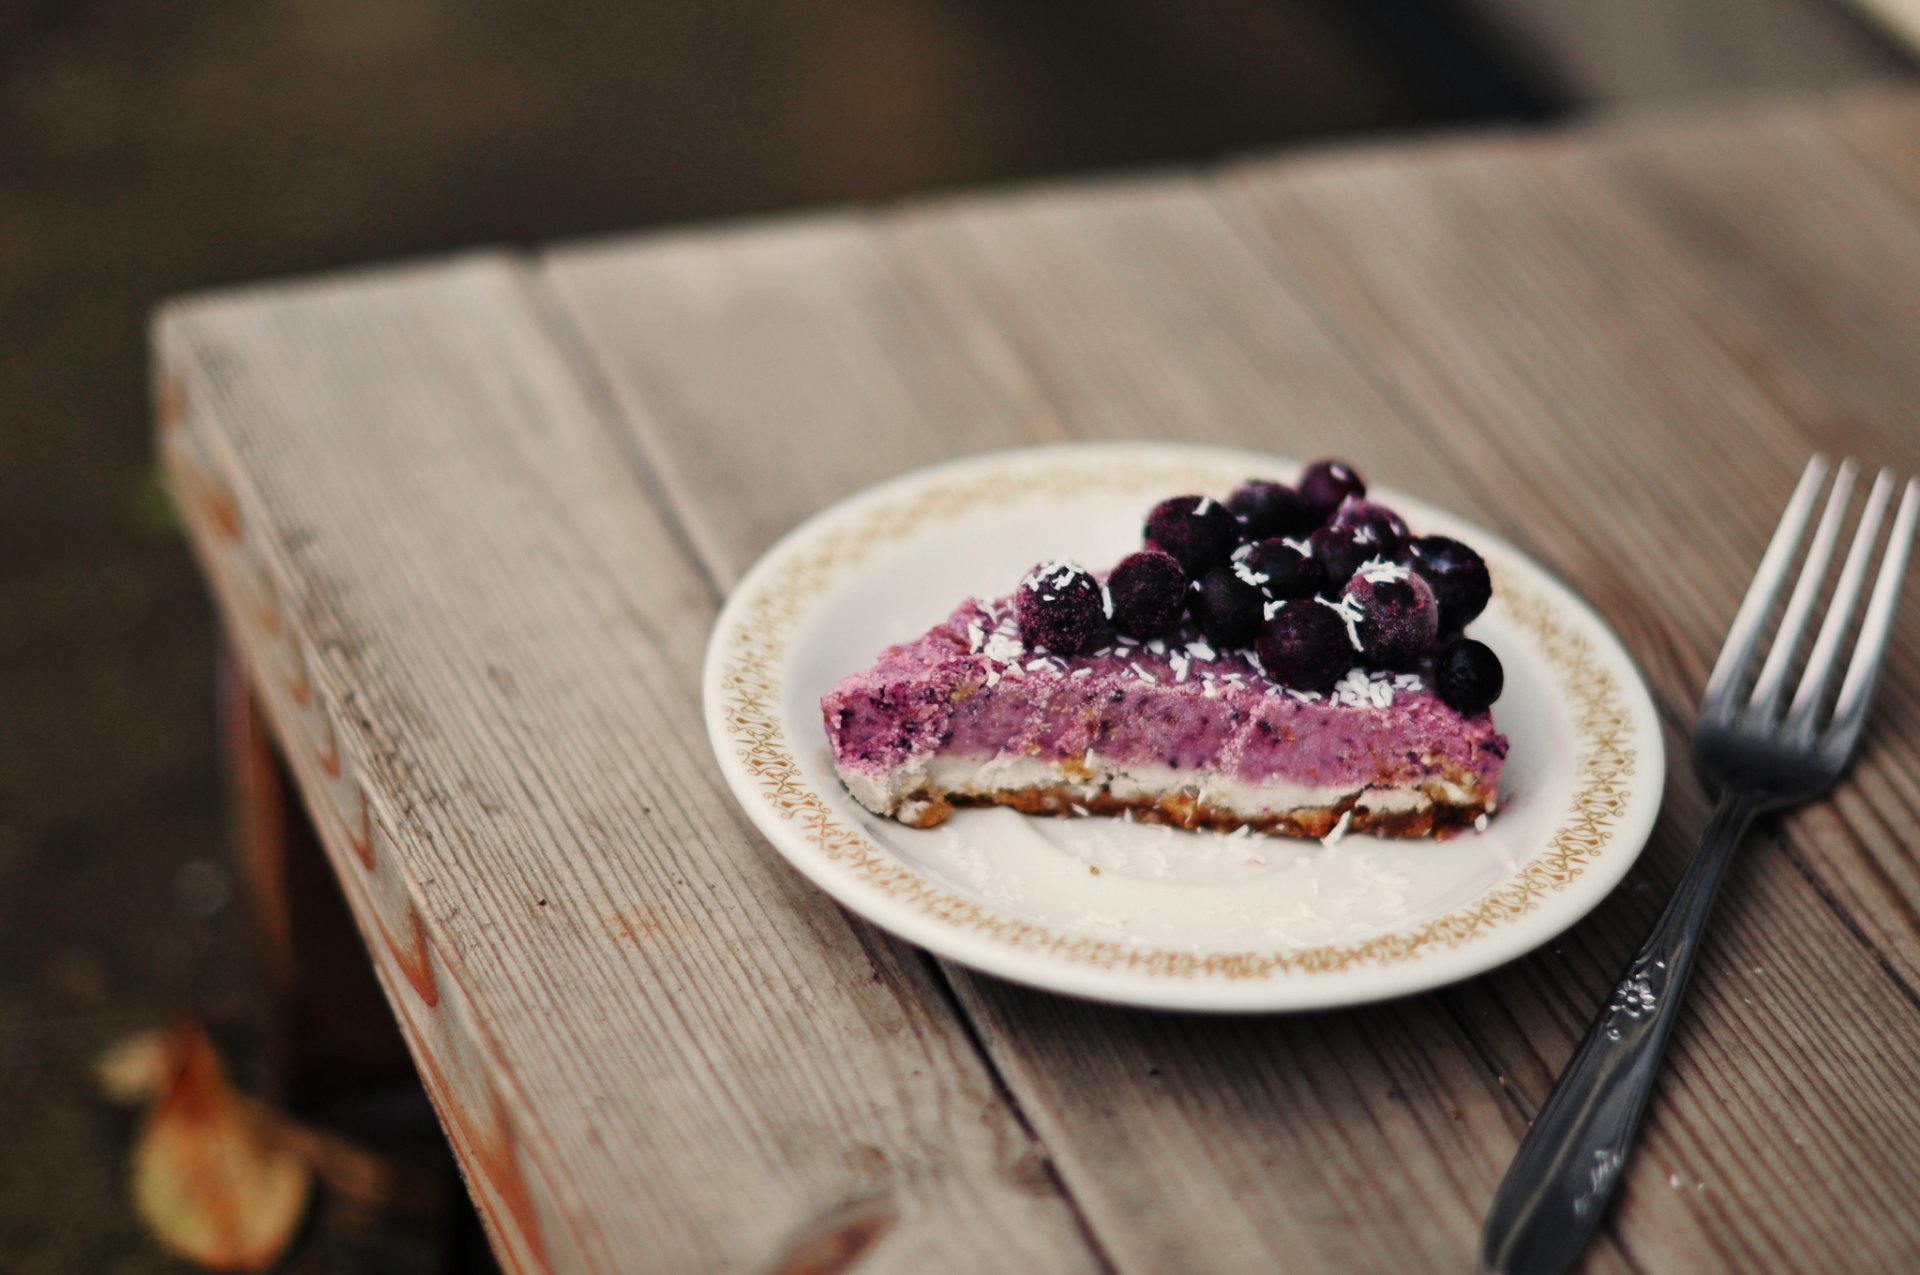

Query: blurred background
1,1,1911,1270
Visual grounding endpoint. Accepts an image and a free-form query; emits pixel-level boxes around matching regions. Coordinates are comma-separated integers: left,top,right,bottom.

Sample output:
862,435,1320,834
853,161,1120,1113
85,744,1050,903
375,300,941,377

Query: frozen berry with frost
1107,549,1187,641
1435,638,1504,716
1410,536,1492,633
1298,459,1366,521
1227,480,1315,540
1341,563,1439,667
1145,495,1240,575
1191,565,1264,650
1308,521,1397,584
1242,538,1328,600
1256,601,1353,693
1328,498,1409,555
1015,559,1104,655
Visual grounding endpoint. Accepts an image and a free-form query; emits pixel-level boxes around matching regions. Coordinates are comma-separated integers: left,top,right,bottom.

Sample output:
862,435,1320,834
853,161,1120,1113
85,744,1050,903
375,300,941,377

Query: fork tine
1828,476,1920,746
1702,455,1830,712
1787,468,1896,728
1750,459,1857,714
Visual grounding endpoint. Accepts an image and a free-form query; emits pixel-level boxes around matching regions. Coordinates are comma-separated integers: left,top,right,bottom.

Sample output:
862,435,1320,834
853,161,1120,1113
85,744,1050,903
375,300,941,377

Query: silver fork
1481,455,1920,1275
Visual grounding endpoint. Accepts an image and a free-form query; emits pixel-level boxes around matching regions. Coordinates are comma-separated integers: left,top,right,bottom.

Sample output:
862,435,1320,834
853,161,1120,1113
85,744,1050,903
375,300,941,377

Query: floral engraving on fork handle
1603,956,1664,1040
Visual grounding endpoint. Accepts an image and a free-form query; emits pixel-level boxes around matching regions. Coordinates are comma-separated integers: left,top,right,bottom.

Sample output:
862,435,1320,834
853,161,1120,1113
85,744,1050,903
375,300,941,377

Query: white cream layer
843,751,1480,824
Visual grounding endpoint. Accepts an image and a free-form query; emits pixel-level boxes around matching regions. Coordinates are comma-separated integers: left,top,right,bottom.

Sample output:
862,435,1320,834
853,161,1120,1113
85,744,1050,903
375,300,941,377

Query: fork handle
1480,790,1761,1275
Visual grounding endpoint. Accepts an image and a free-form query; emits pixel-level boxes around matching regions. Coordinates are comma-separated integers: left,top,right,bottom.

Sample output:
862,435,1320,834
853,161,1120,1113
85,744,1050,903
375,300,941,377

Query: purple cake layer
821,593,1507,832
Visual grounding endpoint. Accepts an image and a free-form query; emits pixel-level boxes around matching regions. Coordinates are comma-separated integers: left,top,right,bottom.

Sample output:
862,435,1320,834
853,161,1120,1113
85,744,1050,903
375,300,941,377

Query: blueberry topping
1328,497,1410,551
1107,549,1187,640
1298,459,1366,521
1435,638,1504,716
1145,495,1241,575
1227,480,1315,540
1256,601,1353,692
1241,538,1328,600
1191,565,1264,649
1308,522,1396,584
1341,564,1440,667
1410,535,1492,633
1015,559,1104,655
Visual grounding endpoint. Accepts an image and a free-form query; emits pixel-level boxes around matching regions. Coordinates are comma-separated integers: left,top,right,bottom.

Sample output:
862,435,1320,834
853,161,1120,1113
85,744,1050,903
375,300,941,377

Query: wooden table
156,88,1920,1274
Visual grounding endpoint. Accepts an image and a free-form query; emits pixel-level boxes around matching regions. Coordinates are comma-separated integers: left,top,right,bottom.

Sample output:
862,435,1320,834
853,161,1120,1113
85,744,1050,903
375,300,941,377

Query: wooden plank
1509,100,1920,998
154,256,1102,1275
1221,117,1920,1269
222,650,416,1110
545,188,1624,1273
542,215,1049,580
895,167,1920,1271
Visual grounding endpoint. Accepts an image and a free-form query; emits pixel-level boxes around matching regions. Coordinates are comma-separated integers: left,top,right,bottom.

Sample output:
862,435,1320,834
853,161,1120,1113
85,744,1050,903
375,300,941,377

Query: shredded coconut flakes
1320,594,1366,651
1321,809,1353,847
1358,557,1411,584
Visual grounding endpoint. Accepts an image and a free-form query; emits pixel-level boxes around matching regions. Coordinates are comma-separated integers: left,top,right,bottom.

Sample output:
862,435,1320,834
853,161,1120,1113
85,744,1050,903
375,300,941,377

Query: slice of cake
821,460,1508,839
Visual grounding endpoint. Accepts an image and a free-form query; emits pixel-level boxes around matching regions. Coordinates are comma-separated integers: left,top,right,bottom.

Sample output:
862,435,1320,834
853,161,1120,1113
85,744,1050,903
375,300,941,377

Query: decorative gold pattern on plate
717,460,1636,979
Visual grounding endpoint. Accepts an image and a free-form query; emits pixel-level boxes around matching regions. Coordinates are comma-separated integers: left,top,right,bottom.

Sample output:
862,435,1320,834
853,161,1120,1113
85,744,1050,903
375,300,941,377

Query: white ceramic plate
704,444,1664,1011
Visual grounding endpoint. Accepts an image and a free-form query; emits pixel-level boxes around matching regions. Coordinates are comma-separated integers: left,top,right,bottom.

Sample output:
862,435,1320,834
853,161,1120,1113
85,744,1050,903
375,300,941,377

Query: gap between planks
541,187,1611,1274
541,104,1920,1267
1209,103,1920,1270
518,256,1126,1275
157,257,1108,1275
879,168,1873,1275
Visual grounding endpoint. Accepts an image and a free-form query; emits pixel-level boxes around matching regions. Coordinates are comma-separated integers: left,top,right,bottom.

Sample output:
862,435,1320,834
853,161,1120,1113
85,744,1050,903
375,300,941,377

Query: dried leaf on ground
122,1023,312,1272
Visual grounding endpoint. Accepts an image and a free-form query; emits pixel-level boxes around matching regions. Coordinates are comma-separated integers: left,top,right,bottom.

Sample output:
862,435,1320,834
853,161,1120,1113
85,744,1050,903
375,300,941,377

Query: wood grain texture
894,160,1920,1271
155,257,1102,1275
543,215,1048,580
1520,101,1920,999
546,181,1625,1274
1221,113,1920,1270
165,88,1920,1275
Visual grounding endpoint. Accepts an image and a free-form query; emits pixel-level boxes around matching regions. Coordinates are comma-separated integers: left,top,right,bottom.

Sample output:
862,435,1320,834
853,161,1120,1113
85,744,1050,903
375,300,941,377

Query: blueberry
1298,459,1366,521
1328,497,1409,551
1107,549,1187,641
1015,559,1104,655
1145,495,1241,575
1191,565,1264,650
1308,522,1398,584
1241,538,1328,600
1410,536,1492,633
1435,638,1504,716
1341,565,1440,667
1256,601,1354,692
1227,480,1315,540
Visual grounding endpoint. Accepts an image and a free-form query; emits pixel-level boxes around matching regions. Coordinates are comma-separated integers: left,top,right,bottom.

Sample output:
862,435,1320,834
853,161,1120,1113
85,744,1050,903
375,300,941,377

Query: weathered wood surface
548,193,1569,1275
164,87,1920,1273
1221,114,1920,1271
154,260,1102,1274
